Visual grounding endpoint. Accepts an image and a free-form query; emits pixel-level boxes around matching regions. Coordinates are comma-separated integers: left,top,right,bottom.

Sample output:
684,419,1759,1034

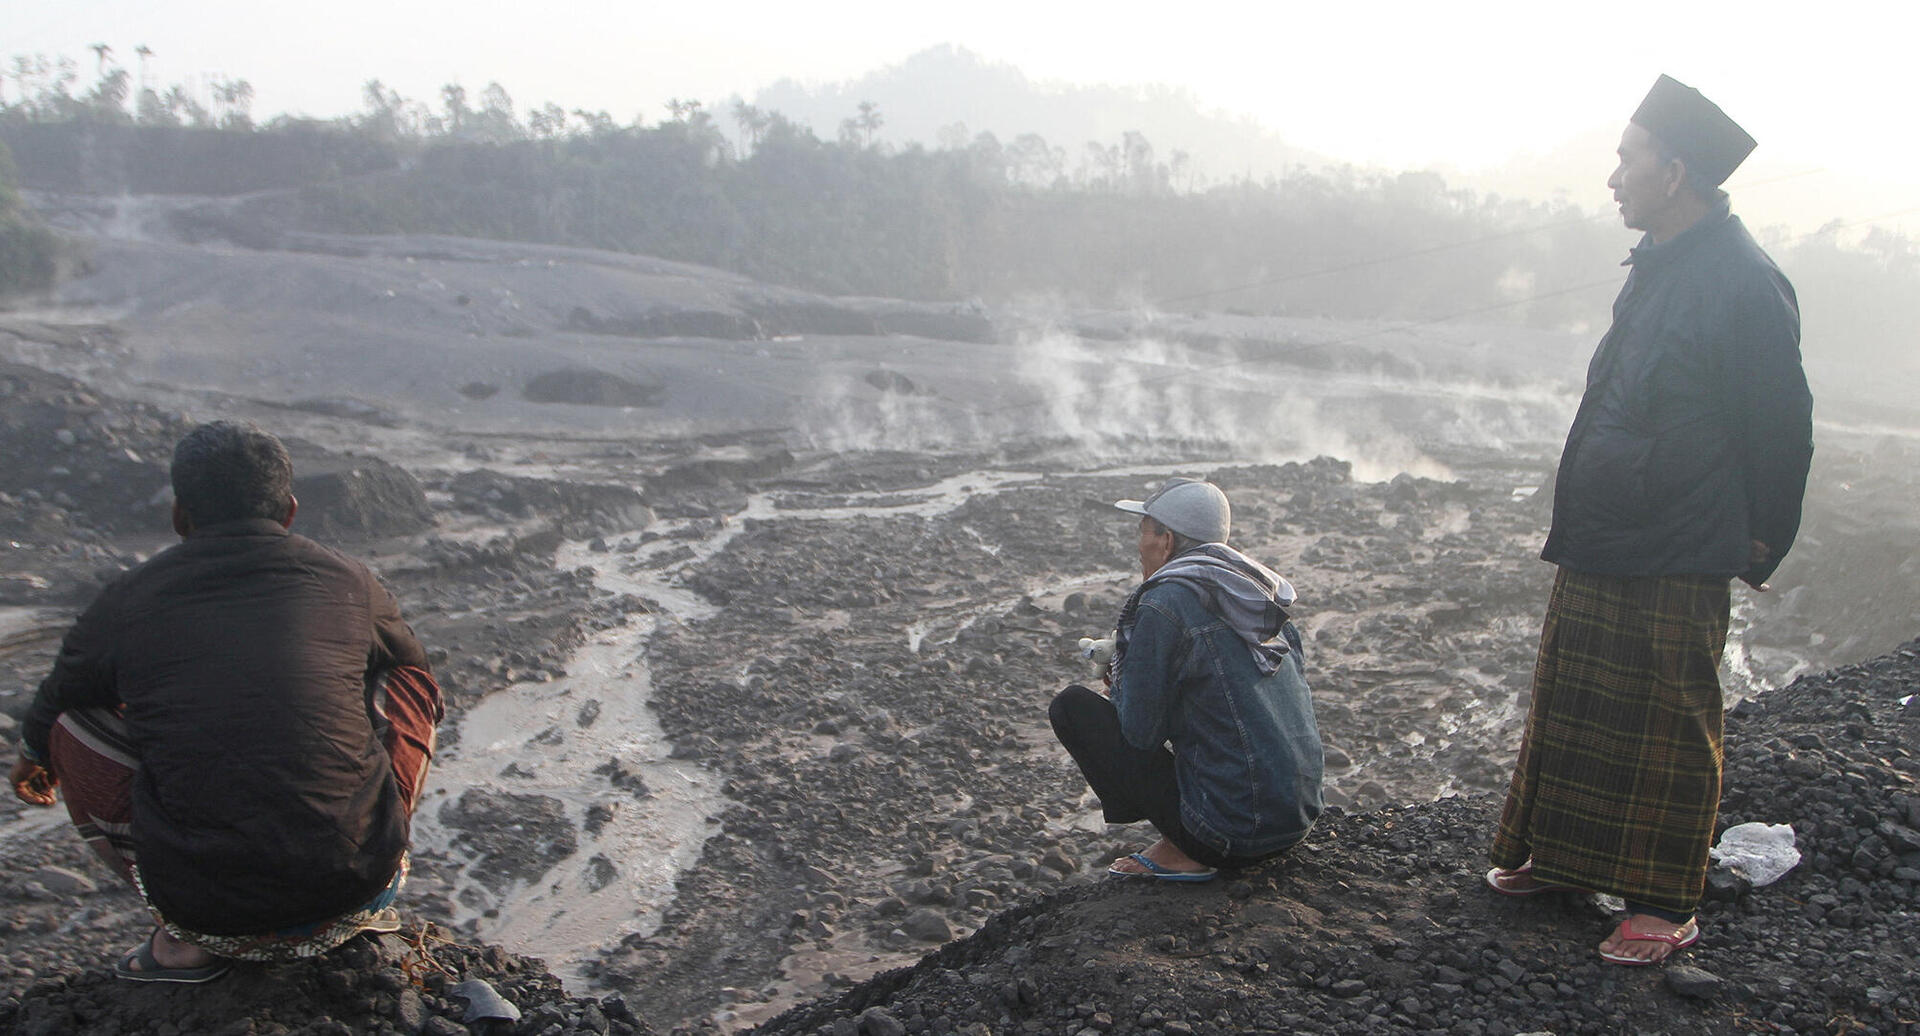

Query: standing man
1051,477,1323,881
1487,76,1813,965
9,421,443,982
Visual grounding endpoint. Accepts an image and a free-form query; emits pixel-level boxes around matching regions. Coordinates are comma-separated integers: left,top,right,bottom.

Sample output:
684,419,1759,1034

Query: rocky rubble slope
2,638,1914,1035
759,637,1920,1036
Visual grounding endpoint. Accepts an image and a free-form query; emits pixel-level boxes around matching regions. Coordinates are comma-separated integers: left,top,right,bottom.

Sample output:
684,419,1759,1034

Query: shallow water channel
408,468,1057,989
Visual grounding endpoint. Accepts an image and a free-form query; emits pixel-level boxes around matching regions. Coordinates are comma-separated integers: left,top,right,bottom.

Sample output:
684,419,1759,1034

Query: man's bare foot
145,927,216,970
1108,837,1209,876
1596,915,1699,965
115,926,228,983
1485,860,1583,896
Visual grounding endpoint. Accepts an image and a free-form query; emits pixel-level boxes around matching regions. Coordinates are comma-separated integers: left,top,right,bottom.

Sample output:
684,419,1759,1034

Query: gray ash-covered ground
3,641,1915,1035
4,918,643,1036
589,455,1558,1028
1,292,1917,1036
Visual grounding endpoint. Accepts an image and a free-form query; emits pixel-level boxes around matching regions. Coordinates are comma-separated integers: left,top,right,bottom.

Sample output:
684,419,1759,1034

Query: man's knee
1049,684,1110,739
373,666,444,812
46,709,139,885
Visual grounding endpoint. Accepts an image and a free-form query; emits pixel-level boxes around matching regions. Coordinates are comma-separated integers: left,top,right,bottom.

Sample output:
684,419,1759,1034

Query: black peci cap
1630,74,1756,187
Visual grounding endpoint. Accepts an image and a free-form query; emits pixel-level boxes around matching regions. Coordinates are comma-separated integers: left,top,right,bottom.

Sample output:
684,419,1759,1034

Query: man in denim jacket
1051,477,1324,881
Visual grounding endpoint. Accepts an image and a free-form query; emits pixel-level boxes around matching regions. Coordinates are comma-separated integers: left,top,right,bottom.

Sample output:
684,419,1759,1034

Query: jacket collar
187,518,292,539
1622,194,1732,270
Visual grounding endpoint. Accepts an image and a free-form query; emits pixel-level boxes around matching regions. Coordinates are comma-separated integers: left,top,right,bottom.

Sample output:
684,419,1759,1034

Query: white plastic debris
450,978,522,1023
1710,821,1801,886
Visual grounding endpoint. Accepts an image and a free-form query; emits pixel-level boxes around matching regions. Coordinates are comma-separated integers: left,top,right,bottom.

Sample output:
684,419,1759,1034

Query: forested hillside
4,55,1917,376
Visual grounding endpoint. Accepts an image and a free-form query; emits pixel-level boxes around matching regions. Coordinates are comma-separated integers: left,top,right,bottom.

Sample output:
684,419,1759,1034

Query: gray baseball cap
1114,477,1231,543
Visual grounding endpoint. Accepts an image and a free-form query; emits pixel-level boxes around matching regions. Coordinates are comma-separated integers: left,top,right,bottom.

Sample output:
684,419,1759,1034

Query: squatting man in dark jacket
9,421,445,982
1050,477,1323,881
1486,76,1813,965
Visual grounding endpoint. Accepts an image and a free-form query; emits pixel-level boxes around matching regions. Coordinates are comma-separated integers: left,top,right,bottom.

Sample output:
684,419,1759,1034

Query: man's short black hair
170,421,294,525
1147,517,1203,557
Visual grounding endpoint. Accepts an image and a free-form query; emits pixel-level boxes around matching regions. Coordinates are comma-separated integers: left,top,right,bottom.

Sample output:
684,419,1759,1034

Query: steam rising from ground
1009,330,1456,481
800,328,1469,481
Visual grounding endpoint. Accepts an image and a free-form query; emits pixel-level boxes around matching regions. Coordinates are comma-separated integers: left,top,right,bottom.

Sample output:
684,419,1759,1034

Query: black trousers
1049,684,1266,871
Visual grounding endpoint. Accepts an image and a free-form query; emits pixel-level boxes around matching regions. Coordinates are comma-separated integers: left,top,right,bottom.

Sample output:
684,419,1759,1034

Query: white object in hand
1077,636,1115,663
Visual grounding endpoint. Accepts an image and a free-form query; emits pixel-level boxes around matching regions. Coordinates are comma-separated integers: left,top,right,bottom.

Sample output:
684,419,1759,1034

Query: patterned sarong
44,666,440,961
1491,568,1730,914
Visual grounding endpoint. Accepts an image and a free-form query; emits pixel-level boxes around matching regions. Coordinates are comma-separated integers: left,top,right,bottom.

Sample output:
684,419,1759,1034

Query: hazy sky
8,0,1915,226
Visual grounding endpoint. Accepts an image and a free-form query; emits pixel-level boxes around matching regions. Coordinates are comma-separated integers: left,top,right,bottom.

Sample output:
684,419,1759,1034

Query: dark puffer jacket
22,520,432,935
1542,197,1812,585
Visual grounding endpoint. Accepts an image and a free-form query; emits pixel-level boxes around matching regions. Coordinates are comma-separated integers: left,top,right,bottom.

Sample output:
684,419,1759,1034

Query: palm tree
731,99,768,153
89,43,114,78
440,83,469,136
854,100,882,148
207,78,254,129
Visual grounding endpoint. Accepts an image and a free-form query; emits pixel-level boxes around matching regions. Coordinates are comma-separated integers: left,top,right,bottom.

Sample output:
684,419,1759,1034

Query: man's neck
1647,195,1714,245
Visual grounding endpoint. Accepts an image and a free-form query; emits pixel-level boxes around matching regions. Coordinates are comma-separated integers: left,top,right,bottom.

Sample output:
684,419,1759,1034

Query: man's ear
1665,156,1689,199
171,499,192,539
280,495,299,530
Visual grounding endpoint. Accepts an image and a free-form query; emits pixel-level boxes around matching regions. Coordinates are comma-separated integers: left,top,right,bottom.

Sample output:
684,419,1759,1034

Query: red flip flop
1598,916,1700,965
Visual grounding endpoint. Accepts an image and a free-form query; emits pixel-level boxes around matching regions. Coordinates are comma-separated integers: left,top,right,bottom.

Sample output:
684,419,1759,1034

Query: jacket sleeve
1111,595,1183,752
367,571,430,674
1730,270,1813,585
20,592,123,761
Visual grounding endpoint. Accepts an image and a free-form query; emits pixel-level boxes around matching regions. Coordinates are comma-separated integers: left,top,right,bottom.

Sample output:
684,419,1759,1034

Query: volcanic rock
523,368,666,408
286,440,435,541
448,468,651,537
437,789,578,891
0,926,651,1035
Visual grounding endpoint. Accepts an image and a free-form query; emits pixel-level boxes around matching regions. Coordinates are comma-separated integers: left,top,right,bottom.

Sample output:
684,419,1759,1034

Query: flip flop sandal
113,929,231,984
1106,852,1218,883
1485,861,1582,897
1598,916,1700,966
358,907,403,935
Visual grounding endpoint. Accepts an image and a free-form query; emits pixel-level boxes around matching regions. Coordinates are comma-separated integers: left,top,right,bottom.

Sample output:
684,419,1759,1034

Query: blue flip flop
1106,852,1218,883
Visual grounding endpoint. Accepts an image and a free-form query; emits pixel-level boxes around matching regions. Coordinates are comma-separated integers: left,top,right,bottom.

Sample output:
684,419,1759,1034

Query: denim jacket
1112,581,1324,858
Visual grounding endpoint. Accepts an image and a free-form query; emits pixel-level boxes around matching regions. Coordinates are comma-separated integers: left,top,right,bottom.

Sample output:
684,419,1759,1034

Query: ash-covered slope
5,640,1913,1036
2,923,648,1036
757,639,1920,1036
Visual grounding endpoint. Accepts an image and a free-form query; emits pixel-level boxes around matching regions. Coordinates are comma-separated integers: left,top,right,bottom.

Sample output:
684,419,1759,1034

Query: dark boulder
523,368,666,408
287,442,435,541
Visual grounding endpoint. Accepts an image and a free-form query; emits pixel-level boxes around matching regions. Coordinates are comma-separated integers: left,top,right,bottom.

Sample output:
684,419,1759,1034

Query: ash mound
523,369,666,409
757,639,1920,1036
2,923,651,1036
0,356,434,607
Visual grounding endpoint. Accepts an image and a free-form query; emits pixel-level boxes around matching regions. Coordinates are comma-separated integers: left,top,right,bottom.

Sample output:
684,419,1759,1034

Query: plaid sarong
1491,568,1730,914
45,666,440,960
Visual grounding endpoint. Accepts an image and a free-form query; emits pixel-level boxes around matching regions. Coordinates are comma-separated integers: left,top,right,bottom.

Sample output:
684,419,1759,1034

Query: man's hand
1745,539,1773,592
9,755,57,807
